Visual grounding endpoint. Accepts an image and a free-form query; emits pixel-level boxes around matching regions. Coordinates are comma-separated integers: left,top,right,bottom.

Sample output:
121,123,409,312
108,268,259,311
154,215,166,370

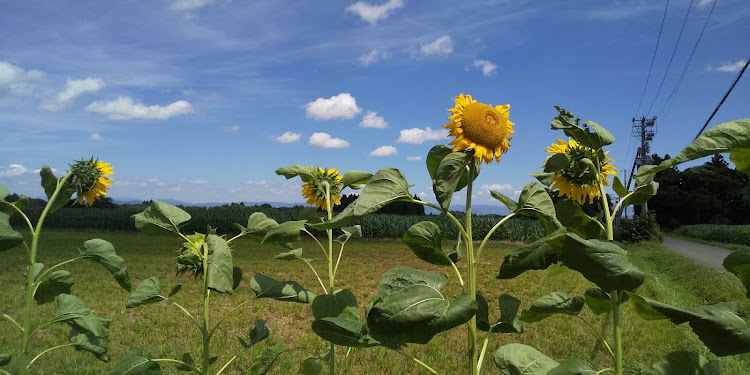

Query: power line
634,0,670,117
657,0,718,117
694,57,750,139
645,0,695,116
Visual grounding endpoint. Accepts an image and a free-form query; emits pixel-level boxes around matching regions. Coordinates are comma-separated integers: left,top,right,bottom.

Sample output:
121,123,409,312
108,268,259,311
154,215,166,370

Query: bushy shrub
615,212,662,243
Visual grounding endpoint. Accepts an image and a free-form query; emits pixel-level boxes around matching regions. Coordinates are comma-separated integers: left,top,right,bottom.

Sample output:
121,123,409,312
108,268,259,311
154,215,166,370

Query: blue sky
1,0,748,206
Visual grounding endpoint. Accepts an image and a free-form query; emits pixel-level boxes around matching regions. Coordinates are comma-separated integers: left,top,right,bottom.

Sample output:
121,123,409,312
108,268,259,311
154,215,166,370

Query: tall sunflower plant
109,200,287,375
242,166,451,375
0,159,131,375
492,110,750,375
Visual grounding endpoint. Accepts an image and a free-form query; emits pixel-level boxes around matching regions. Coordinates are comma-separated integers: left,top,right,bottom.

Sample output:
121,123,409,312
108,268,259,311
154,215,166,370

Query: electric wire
657,0,718,117
694,57,750,139
645,0,695,116
634,0,670,117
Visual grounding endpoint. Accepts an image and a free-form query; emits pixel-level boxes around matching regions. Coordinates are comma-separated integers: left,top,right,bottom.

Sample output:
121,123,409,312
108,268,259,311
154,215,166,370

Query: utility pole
631,116,657,214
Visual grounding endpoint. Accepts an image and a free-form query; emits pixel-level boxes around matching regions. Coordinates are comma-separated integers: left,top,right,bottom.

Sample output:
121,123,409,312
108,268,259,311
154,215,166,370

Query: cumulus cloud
471,59,498,76
170,0,214,11
305,93,362,120
479,183,521,198
346,0,404,25
0,61,45,96
90,132,103,141
697,0,712,7
85,96,195,120
406,156,422,161
360,48,389,65
369,145,397,156
39,78,105,111
309,132,350,148
275,131,302,143
708,60,747,73
397,127,447,144
421,35,453,56
188,179,208,184
224,125,240,133
0,164,29,177
243,180,268,185
360,110,388,128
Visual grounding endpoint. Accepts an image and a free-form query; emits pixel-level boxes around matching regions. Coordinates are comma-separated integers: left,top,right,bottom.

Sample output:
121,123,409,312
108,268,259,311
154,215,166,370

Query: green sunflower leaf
244,212,280,242
490,190,517,213
643,351,719,375
336,225,362,244
477,293,524,334
612,176,659,207
312,317,380,348
402,221,458,266
548,358,597,375
494,343,559,375
52,294,111,338
35,270,74,304
275,164,317,182
106,346,160,375
0,187,29,218
126,277,164,309
497,230,564,279
299,356,324,375
426,145,478,194
723,250,750,298
520,292,585,323
627,292,750,356
0,211,24,252
249,274,315,303
340,170,372,190
515,181,562,231
250,341,285,375
311,289,358,321
40,166,76,214
554,200,603,239
206,234,234,294
79,239,131,291
551,106,615,150
239,319,270,348
433,150,476,212
69,328,110,362
132,200,191,235
531,171,556,187
262,220,306,244
544,153,571,173
312,168,414,230
636,118,750,178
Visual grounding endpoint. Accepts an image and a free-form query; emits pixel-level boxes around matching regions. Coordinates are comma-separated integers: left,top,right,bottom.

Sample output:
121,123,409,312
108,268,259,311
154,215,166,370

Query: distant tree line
646,153,750,229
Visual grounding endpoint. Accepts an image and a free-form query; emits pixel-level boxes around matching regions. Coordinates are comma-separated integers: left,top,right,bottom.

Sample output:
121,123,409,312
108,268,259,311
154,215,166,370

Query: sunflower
544,138,616,205
301,167,343,210
70,158,113,206
443,93,515,163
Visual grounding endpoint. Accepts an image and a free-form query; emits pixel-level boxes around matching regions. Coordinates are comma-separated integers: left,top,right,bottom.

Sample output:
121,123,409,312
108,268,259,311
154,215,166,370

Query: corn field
673,224,750,246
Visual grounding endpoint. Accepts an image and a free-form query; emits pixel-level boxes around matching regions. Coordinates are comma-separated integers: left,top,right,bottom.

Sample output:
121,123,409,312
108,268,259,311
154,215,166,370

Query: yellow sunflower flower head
543,138,617,205
443,94,515,163
69,158,113,206
301,167,343,209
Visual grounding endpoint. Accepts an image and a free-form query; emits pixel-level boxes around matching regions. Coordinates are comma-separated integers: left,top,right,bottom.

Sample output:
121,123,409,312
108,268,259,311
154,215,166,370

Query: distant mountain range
112,198,510,215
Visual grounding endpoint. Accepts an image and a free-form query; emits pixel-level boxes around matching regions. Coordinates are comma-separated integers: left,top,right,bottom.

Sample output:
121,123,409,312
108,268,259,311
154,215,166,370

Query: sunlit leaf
612,176,659,207
433,150,477,212
40,166,75,214
497,230,564,280
627,292,750,356
311,289,358,321
206,234,234,294
126,277,163,309
298,208,323,225
312,317,380,348
336,225,362,244
244,212,280,241
544,153,571,173
263,221,306,244
554,200,603,240
132,200,191,235
520,292,584,323
494,343,559,375
106,346,160,375
249,274,315,303
550,106,615,150
490,190,518,213
515,181,562,230
69,328,110,362
547,358,596,375
79,239,131,291
402,221,457,266
340,170,372,190
531,171,556,187
643,351,719,375
53,294,111,338
275,165,317,182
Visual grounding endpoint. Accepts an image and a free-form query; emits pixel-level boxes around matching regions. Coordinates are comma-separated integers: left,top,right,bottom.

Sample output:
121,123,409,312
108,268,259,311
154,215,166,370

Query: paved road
661,236,733,270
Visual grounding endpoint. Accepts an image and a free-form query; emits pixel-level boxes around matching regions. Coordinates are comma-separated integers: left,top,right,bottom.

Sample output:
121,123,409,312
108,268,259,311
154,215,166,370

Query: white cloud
39,78,105,111
708,60,747,73
360,49,389,65
360,110,388,128
243,180,268,185
305,93,362,120
369,145,397,156
421,35,453,56
224,125,241,133
90,132,103,141
406,156,422,161
275,131,302,143
472,59,498,76
188,179,208,184
479,184,521,198
0,164,29,177
0,61,45,96
85,96,195,120
397,127,447,144
697,0,713,7
170,0,214,11
309,132,351,148
346,0,404,25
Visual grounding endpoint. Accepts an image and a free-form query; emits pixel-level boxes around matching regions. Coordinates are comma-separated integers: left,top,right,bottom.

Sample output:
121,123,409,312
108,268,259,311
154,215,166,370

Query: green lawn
1,231,749,374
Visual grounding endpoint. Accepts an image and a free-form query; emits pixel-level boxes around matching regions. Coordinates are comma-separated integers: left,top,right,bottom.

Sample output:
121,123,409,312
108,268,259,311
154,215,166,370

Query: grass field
2,231,749,374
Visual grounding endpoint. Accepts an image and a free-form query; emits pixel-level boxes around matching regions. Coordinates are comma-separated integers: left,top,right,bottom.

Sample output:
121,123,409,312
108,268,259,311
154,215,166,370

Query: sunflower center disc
462,103,504,149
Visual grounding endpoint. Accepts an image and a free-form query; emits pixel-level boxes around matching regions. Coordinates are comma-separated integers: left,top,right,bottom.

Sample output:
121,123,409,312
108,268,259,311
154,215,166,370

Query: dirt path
661,236,733,270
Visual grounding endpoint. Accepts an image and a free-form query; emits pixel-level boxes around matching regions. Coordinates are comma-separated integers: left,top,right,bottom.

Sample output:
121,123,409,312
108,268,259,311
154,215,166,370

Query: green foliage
615,212,662,243
493,343,559,375
519,292,584,323
674,224,750,246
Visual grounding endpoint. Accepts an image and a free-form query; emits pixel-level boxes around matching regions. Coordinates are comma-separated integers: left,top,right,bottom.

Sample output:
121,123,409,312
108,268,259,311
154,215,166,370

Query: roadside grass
1,231,749,374
672,224,750,248
667,232,750,253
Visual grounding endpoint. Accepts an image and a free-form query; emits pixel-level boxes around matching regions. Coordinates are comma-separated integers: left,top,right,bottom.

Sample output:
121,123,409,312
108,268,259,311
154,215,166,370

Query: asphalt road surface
661,236,733,271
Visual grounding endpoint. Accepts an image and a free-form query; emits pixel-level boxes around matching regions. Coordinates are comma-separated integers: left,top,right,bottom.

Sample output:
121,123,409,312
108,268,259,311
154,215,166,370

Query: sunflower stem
201,241,212,375
465,162,479,375
19,171,72,375
475,213,515,264
325,182,336,375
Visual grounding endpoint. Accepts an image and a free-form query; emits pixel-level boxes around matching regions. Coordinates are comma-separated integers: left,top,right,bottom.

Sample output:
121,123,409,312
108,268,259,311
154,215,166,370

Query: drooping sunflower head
544,138,617,205
301,167,343,209
443,94,515,163
69,158,113,206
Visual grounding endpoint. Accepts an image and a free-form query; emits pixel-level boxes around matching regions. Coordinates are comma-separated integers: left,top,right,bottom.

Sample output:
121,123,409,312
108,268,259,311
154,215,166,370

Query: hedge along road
662,236,733,270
